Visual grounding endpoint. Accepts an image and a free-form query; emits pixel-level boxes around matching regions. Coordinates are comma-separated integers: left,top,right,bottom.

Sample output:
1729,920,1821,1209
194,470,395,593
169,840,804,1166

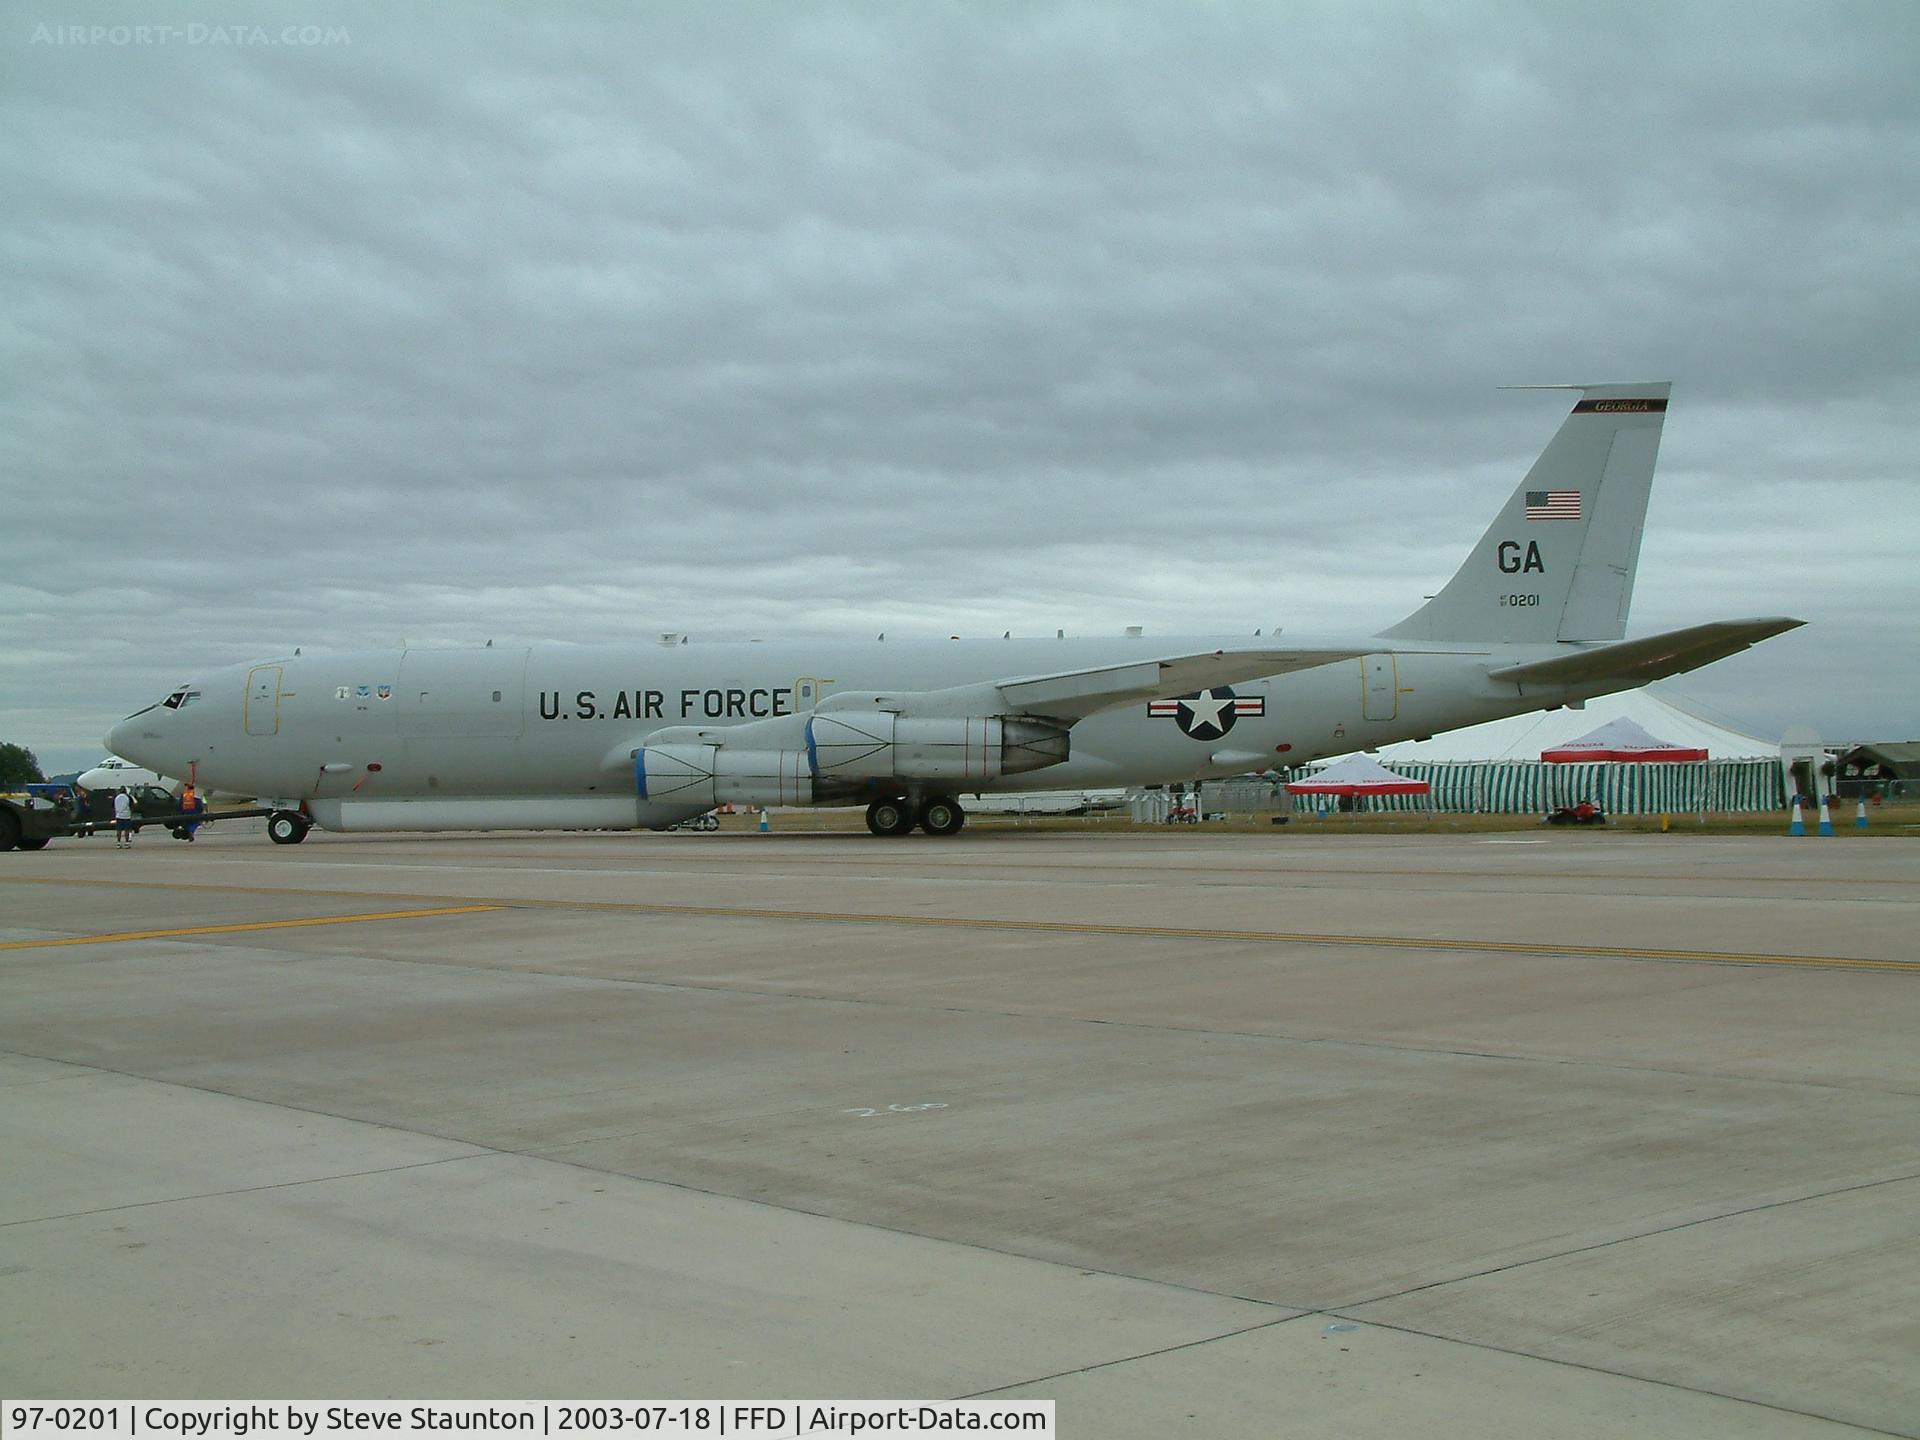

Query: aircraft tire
920,796,965,836
267,812,310,845
866,799,916,837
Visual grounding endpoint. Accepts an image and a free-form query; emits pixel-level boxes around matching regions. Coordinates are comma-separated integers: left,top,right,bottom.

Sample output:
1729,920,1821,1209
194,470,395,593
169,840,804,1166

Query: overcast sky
4,1,1916,775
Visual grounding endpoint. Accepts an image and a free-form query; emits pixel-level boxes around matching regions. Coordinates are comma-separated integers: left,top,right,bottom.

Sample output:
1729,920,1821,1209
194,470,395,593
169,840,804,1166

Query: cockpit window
160,688,201,710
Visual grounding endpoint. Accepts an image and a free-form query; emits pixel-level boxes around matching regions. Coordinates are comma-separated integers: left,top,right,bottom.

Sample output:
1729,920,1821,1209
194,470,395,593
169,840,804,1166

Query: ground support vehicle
0,789,267,851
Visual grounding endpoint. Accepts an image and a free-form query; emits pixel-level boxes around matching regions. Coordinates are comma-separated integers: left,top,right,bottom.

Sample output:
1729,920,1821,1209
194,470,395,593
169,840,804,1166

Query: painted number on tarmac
844,1102,948,1118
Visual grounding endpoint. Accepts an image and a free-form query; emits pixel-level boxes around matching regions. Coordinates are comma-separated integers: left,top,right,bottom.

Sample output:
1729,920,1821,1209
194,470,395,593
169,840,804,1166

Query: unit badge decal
1147,686,1265,741
376,684,392,700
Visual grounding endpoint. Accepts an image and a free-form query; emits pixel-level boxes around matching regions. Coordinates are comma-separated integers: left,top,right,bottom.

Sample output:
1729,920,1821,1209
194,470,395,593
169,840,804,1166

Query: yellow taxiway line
0,875,1913,972
0,904,504,951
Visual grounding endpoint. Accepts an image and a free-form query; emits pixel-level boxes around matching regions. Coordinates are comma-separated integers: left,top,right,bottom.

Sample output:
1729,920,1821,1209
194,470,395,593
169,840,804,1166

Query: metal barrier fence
1281,759,1786,814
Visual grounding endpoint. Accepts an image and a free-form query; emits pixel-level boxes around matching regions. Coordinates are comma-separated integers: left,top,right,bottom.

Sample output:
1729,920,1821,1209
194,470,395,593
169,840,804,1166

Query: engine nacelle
637,708,1069,808
637,744,813,809
807,713,1068,784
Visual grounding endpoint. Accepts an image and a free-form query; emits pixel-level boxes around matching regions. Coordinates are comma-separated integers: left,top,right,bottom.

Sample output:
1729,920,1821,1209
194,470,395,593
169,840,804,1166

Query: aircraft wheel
267,812,310,845
865,798,916,836
919,796,965,836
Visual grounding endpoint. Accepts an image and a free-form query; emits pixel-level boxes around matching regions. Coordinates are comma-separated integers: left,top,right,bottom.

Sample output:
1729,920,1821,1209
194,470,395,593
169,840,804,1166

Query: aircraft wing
1487,618,1804,689
995,647,1362,722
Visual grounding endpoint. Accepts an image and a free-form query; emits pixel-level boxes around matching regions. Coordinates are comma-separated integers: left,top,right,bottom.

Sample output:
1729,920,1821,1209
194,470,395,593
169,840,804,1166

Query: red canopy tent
1540,716,1708,763
1540,715,1709,818
1287,752,1430,802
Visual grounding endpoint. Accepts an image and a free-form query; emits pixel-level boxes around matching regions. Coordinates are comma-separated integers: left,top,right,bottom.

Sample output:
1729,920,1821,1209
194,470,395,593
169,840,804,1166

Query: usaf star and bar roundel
1147,686,1265,740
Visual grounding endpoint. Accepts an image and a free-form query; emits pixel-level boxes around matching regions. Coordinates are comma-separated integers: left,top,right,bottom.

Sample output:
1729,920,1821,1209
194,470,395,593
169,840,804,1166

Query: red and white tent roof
1287,752,1430,796
1539,716,1708,763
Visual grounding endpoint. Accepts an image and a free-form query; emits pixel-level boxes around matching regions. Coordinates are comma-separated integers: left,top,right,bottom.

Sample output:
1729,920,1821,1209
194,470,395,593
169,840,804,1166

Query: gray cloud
4,1,1916,773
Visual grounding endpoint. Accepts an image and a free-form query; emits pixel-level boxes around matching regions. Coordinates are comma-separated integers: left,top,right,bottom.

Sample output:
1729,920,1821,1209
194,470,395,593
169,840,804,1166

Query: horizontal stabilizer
1487,618,1804,689
998,647,1362,721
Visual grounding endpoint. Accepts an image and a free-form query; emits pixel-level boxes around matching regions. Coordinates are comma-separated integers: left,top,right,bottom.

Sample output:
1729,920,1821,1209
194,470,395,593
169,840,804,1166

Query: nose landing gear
267,811,311,845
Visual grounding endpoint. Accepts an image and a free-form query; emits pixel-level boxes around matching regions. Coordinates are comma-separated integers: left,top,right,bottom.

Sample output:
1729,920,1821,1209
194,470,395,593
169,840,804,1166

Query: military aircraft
107,383,1799,843
76,755,173,792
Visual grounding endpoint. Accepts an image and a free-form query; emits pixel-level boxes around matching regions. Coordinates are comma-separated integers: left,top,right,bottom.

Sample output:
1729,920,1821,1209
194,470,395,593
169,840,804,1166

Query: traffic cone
1789,796,1805,836
1856,799,1868,831
758,808,770,833
1817,796,1834,837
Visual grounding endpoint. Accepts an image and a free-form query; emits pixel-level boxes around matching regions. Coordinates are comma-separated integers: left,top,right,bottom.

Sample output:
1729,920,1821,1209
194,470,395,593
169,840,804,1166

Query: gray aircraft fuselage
108,634,1582,831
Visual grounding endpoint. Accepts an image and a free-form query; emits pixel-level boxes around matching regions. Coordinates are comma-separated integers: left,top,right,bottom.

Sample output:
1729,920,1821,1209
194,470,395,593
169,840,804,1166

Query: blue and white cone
1857,799,1868,831
1789,796,1805,837
1817,797,1834,837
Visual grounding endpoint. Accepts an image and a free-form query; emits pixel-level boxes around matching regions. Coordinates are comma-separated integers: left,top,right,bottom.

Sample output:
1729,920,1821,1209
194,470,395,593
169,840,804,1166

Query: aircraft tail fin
1381,383,1671,644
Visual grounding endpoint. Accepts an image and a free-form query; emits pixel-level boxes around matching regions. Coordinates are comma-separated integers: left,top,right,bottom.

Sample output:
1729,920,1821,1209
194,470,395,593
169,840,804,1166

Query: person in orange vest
179,780,202,841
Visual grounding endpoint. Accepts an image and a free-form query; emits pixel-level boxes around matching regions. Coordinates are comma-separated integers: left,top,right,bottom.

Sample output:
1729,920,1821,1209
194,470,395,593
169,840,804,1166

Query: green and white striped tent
1295,688,1785,814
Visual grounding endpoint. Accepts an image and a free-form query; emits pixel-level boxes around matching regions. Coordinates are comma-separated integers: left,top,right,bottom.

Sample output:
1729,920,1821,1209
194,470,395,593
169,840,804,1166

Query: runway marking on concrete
542,901,1920,973
1,875,1913,973
0,904,504,951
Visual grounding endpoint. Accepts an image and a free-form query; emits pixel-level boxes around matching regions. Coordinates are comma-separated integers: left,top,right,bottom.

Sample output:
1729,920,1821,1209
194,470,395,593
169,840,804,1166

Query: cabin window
492,690,502,702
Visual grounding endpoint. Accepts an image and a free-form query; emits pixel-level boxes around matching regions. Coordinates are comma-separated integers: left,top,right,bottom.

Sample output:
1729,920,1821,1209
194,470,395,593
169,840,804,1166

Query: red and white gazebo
1540,716,1709,764
1287,752,1430,810
1540,716,1710,815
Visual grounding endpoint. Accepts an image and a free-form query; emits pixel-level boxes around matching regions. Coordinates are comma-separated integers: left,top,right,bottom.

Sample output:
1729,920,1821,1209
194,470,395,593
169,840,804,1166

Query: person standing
113,787,135,847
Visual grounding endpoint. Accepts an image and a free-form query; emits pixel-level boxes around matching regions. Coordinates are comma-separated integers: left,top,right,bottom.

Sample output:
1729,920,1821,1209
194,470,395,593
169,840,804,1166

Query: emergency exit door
245,665,282,735
1362,654,1398,721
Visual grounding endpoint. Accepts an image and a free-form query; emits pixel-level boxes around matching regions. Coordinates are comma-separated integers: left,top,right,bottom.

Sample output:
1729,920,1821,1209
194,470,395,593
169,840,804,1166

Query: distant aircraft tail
1381,383,1671,644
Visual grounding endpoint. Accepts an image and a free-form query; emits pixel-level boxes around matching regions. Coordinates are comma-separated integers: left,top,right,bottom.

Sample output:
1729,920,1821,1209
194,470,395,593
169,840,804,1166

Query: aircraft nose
105,711,165,770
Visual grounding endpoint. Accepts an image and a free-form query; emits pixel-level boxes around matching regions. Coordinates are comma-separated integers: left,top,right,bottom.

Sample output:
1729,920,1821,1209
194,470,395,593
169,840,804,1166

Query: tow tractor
0,783,267,852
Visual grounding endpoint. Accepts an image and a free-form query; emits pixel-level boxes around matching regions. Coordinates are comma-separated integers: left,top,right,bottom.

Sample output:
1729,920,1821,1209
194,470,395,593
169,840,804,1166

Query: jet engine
634,708,1069,809
637,744,814,809
805,712,1068,783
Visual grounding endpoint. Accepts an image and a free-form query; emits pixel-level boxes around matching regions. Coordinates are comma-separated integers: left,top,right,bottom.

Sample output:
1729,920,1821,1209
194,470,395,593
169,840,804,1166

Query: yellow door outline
245,665,283,735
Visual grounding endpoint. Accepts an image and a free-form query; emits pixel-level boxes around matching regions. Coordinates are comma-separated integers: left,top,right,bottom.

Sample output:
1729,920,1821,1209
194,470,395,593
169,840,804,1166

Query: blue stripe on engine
635,750,649,799
804,717,819,777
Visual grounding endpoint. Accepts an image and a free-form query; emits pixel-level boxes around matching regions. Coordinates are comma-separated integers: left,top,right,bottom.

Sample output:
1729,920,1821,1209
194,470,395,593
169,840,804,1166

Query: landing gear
865,798,917,837
919,795,965,836
267,811,311,845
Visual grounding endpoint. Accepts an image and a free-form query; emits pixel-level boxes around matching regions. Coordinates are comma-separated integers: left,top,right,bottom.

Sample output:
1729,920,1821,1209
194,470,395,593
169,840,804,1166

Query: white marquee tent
1364,687,1775,762
1301,687,1785,814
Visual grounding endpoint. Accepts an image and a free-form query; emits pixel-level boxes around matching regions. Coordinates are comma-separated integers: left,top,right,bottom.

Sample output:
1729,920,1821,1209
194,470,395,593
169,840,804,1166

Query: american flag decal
1525,489,1582,521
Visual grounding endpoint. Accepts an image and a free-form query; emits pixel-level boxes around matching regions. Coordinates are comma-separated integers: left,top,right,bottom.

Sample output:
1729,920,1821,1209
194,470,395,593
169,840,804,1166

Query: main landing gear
865,795,966,837
267,811,311,845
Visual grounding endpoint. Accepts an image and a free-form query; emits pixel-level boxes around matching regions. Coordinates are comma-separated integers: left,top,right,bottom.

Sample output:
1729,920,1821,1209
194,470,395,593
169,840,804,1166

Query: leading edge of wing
998,647,1363,722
